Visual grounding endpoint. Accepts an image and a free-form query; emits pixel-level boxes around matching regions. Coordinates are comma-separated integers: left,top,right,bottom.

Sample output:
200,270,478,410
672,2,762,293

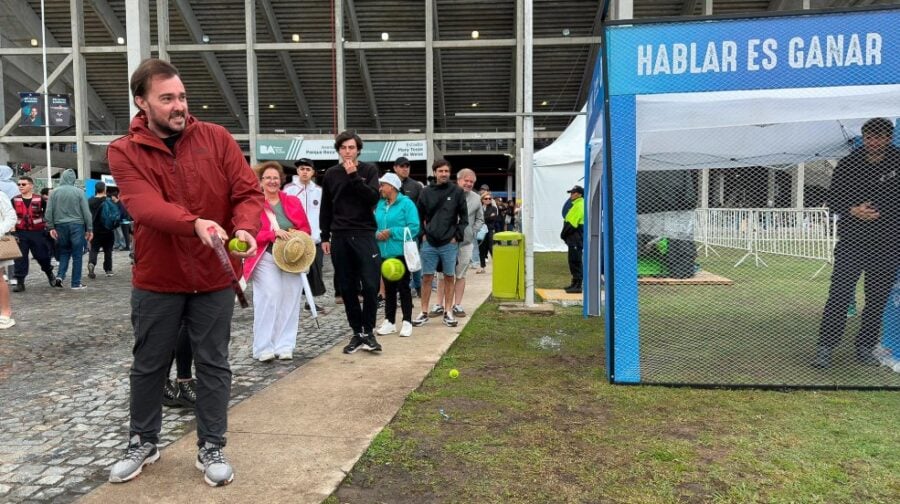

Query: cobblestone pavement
0,251,351,503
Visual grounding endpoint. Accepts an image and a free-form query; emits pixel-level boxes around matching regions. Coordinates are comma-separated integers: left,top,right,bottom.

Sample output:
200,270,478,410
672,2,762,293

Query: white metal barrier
694,208,836,277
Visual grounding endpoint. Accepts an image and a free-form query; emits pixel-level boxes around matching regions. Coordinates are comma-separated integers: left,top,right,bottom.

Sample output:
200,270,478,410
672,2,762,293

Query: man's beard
150,111,186,137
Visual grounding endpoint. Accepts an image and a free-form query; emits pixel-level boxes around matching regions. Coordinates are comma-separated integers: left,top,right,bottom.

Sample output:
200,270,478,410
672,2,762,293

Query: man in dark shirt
814,117,900,369
412,159,467,328
87,181,116,278
320,131,383,354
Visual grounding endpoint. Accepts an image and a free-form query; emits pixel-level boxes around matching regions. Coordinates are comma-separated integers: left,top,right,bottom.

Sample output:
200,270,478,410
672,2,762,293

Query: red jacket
107,113,264,293
243,192,312,280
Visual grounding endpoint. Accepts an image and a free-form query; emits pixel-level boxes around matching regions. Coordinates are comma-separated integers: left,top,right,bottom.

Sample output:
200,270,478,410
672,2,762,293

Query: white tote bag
403,227,422,273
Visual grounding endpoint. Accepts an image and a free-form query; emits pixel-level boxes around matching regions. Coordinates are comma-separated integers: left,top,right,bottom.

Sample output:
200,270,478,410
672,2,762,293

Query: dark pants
817,240,898,352
568,244,583,285
167,321,194,380
331,234,381,335
383,255,413,323
129,288,234,447
307,244,326,297
478,232,493,268
89,232,115,273
14,230,54,281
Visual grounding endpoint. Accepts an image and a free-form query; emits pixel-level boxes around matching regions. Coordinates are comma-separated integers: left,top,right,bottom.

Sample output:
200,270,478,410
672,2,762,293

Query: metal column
425,0,434,173
245,0,258,166
156,0,169,61
70,0,88,179
125,0,151,119
334,0,345,133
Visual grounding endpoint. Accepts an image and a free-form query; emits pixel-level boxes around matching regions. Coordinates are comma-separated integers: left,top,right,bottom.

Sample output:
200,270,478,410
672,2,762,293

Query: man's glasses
17,183,29,186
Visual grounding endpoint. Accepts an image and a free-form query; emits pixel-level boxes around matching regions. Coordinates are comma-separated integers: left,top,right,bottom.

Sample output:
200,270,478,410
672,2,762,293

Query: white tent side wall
533,107,587,252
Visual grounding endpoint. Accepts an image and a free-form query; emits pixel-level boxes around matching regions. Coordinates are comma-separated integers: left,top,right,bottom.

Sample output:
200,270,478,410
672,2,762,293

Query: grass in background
327,252,900,503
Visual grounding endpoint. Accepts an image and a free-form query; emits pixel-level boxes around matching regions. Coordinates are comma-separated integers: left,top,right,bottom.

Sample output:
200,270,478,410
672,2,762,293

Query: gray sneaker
109,435,159,483
196,442,234,487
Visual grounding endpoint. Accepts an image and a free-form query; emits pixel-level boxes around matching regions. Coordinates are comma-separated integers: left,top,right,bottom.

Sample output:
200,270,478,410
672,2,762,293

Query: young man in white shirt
284,158,326,304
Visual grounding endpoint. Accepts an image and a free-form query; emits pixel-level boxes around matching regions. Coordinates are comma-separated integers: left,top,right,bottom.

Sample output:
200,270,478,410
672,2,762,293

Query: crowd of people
0,58,506,488
1,56,583,490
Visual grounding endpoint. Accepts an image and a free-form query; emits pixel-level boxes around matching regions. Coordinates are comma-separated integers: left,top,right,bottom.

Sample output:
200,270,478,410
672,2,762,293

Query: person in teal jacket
374,173,420,337
560,185,585,293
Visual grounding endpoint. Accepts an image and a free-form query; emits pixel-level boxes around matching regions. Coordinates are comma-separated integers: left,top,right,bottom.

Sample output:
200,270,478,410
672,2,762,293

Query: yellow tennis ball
449,369,459,379
381,258,406,281
228,238,249,252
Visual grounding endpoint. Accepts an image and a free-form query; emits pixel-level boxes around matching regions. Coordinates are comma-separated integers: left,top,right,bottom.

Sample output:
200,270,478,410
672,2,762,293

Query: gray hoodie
46,169,92,231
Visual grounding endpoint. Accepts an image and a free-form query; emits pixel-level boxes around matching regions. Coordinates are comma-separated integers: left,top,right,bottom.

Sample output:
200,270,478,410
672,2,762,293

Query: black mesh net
607,11,900,388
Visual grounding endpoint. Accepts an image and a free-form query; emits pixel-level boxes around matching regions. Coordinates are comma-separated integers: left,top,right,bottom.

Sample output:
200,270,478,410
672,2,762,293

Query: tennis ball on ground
228,238,249,252
381,258,406,281
449,369,459,379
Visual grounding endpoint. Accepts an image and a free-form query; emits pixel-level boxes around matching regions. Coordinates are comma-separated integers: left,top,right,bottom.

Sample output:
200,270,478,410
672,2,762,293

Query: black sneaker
343,334,365,354
46,271,56,287
12,283,24,293
53,277,63,288
177,379,197,408
360,333,383,352
88,263,96,279
162,379,181,407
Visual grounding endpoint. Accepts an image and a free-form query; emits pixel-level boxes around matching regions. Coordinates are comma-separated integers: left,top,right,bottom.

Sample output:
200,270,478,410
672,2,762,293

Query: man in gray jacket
45,169,93,289
448,168,483,317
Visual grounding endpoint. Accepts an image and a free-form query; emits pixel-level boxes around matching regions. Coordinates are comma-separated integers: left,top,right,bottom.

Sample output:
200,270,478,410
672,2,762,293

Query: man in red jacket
106,58,263,488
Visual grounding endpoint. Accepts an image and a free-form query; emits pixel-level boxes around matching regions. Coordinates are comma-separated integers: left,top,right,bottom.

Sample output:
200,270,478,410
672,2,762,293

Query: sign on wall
257,138,427,162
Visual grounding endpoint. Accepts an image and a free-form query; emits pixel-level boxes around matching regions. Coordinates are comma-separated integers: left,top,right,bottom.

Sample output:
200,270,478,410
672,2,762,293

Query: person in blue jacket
374,173,420,338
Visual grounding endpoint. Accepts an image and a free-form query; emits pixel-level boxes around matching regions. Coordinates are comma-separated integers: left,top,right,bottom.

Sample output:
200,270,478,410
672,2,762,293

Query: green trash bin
492,231,524,300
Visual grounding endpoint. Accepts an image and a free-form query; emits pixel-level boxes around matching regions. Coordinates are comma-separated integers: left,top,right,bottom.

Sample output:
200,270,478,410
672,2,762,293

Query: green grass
326,252,900,503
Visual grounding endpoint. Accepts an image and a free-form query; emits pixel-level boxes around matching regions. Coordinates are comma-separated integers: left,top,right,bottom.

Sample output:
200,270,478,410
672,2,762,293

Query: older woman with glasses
477,191,499,273
243,161,311,362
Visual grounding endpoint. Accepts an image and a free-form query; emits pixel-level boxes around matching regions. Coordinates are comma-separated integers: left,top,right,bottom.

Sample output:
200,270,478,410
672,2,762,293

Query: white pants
251,251,304,357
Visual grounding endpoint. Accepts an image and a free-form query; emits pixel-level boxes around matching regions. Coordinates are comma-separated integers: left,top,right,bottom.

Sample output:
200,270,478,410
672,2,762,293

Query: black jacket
827,145,900,243
417,182,468,247
320,162,380,241
400,176,424,203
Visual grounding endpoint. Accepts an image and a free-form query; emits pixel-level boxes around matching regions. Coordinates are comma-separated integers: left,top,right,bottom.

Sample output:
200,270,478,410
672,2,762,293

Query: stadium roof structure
0,0,889,170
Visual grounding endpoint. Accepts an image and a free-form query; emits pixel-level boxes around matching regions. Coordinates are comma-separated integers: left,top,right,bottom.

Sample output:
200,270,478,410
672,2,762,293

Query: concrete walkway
78,266,493,503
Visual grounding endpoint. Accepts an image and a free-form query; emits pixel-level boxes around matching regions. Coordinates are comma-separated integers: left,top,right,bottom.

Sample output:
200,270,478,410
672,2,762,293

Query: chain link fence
604,8,900,388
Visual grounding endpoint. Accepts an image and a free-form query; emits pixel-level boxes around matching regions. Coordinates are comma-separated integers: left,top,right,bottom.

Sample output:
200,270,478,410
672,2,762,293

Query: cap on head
294,158,314,169
379,173,402,191
394,156,410,167
567,185,584,195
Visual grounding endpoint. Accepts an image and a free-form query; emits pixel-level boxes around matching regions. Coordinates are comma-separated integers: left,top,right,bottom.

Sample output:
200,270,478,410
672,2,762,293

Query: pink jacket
243,191,311,280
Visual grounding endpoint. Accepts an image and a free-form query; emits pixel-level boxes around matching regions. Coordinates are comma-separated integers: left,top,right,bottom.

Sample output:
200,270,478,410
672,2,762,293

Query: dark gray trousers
129,288,234,447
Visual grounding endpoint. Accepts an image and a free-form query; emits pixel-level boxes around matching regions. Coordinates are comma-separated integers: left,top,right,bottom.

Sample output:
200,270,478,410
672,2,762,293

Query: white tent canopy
533,106,586,252
637,84,900,171
529,84,900,251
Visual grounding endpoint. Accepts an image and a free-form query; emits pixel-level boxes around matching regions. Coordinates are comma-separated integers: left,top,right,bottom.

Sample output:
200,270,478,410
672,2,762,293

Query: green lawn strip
329,253,900,503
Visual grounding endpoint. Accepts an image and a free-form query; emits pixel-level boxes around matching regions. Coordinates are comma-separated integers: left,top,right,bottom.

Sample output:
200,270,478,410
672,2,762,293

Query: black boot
45,271,56,287
12,280,25,293
565,281,582,294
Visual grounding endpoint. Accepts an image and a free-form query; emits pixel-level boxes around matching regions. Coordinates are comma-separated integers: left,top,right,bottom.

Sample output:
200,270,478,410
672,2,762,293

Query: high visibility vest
13,195,46,231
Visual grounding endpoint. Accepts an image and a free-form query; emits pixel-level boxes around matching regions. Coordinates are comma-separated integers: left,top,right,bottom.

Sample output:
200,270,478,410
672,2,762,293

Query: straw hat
272,230,316,273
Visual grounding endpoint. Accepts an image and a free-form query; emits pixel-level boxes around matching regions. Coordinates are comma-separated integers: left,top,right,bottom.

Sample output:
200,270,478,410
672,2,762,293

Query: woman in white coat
0,195,19,328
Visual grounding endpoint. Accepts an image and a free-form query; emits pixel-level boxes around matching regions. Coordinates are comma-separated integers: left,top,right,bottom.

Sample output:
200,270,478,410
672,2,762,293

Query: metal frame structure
0,0,603,179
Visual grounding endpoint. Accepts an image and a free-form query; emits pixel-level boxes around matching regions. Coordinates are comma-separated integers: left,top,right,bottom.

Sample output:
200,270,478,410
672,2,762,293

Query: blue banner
606,8,900,95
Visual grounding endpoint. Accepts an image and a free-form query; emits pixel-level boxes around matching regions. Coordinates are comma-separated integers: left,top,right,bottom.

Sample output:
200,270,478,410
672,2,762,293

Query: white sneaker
276,351,292,360
0,316,15,330
258,352,275,362
399,321,413,337
376,320,397,335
